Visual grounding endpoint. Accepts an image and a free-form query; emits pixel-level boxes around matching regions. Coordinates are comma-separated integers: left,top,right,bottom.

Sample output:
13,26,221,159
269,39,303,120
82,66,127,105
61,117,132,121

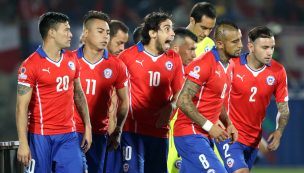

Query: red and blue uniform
17,46,83,172
174,47,233,173
216,53,288,172
73,45,128,173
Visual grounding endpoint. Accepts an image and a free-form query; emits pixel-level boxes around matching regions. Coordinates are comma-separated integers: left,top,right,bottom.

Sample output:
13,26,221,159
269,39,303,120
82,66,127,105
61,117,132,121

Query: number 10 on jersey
148,71,160,87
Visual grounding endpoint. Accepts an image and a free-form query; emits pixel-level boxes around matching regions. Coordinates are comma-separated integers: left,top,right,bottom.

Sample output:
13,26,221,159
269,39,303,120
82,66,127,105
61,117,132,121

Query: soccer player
107,20,129,57
215,26,290,173
170,28,197,66
174,21,243,173
167,27,197,173
16,12,92,172
119,11,184,173
73,11,129,173
107,19,129,134
105,19,129,173
186,2,216,55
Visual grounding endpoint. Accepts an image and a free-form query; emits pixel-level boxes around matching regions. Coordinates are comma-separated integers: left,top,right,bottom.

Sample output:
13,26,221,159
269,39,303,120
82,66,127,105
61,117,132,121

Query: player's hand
267,130,282,151
107,128,122,150
226,124,238,144
155,103,174,128
17,143,31,166
81,125,92,153
209,125,229,143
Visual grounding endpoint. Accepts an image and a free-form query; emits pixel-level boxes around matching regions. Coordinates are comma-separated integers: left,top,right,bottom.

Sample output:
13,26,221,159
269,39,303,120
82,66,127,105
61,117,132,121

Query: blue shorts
86,134,108,173
174,134,227,173
120,132,168,173
28,132,83,173
104,146,123,173
76,132,88,172
215,139,258,173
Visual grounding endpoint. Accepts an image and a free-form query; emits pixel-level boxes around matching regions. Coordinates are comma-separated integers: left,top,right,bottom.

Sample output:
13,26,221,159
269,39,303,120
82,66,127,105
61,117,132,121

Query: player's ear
248,42,254,53
149,30,157,39
49,28,56,39
189,17,195,26
172,45,179,53
216,40,224,49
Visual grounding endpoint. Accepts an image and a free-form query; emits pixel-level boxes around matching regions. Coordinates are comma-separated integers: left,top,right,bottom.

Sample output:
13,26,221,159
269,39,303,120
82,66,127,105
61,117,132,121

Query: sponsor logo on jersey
215,70,221,77
42,67,50,74
104,68,113,79
236,74,245,82
227,158,234,168
266,75,275,86
165,61,173,71
189,66,200,79
68,61,75,70
207,169,215,173
174,159,182,169
18,67,27,80
135,60,144,67
123,163,129,172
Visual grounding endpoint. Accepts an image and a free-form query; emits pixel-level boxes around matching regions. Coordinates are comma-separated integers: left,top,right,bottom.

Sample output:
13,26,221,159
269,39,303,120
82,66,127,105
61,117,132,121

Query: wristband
202,120,214,132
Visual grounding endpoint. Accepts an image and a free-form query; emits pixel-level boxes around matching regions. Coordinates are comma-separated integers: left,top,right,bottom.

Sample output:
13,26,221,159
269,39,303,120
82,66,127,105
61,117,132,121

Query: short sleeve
185,55,211,86
115,59,128,89
17,59,36,88
274,67,289,102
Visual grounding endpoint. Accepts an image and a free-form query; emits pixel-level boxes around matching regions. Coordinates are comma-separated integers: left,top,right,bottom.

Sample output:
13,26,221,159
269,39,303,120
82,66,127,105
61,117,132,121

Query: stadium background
0,0,303,172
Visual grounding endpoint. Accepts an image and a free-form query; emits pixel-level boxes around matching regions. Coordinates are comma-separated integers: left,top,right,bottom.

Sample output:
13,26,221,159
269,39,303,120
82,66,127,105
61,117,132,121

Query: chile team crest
266,75,275,86
165,61,173,71
68,61,75,70
104,68,113,79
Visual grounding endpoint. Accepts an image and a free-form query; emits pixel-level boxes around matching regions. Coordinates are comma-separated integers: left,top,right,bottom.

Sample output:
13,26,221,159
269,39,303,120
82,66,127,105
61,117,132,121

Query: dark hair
133,25,143,43
141,11,172,45
109,20,129,37
83,10,110,28
190,2,216,23
174,27,198,43
248,26,274,42
214,21,239,41
39,12,69,39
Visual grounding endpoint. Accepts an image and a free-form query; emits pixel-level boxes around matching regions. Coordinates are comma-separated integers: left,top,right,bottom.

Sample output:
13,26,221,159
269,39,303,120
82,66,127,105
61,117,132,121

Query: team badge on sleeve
189,66,200,79
266,75,275,86
68,61,75,70
104,68,113,79
18,67,27,80
165,61,173,71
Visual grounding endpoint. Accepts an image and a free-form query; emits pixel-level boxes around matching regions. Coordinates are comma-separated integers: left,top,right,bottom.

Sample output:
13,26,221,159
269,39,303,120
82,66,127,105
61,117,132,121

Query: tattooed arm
16,84,32,166
74,78,92,152
267,101,290,151
108,86,129,150
177,79,228,142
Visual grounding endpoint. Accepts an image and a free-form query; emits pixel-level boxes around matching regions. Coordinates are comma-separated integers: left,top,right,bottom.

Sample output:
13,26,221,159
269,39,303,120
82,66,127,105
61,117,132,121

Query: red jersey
17,46,80,135
119,42,184,138
174,47,233,138
229,53,288,148
73,46,128,134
